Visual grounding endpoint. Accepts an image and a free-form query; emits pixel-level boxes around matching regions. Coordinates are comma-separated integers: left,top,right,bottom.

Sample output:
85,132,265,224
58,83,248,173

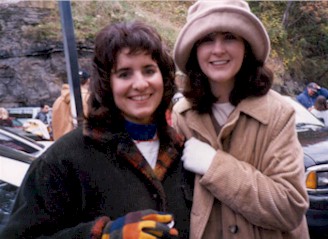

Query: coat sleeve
52,96,74,140
200,108,309,231
0,156,99,239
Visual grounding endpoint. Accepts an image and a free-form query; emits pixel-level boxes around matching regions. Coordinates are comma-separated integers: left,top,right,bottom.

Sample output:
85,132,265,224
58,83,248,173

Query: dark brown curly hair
183,41,273,114
86,21,176,132
314,95,328,111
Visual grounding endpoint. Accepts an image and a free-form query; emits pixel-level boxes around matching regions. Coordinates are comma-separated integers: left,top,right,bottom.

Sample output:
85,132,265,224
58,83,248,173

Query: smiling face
110,48,164,124
196,32,245,100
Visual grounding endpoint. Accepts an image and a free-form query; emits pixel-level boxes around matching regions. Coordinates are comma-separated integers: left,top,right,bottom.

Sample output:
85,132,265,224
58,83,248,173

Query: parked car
7,107,52,126
283,96,328,238
0,126,50,231
7,107,41,126
0,127,49,154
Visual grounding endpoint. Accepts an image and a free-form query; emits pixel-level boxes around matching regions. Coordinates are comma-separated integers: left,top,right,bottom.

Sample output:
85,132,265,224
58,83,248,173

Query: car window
0,181,18,230
0,132,40,154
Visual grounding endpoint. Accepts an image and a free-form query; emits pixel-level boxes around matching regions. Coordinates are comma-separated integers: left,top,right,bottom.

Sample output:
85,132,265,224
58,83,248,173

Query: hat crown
188,0,250,21
174,0,270,73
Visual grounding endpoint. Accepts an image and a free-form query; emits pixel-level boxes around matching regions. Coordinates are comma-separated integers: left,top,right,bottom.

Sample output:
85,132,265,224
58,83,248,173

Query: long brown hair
183,41,273,114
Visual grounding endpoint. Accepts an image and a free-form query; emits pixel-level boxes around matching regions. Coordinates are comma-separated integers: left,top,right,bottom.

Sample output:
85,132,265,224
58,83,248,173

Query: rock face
0,3,93,108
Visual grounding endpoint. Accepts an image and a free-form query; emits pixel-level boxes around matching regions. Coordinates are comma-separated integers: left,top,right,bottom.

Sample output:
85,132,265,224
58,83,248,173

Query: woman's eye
199,35,215,44
144,68,156,75
224,33,237,40
118,71,131,79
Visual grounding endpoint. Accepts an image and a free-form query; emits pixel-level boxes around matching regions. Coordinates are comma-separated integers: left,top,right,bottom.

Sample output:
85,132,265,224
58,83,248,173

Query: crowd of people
0,0,322,238
296,82,328,126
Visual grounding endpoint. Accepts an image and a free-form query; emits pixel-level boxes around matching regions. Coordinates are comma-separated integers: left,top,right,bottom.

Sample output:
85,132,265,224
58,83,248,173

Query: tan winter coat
172,90,309,239
52,84,89,140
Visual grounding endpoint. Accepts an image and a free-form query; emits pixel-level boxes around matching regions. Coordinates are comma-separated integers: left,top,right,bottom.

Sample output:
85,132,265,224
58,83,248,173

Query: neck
209,81,234,103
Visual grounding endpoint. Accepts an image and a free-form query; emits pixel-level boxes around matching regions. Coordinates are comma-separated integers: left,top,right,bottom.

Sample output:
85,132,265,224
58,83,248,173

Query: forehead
115,48,154,66
117,48,151,59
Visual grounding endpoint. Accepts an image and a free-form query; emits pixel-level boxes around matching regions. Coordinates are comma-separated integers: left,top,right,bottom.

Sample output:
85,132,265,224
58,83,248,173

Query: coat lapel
154,128,184,180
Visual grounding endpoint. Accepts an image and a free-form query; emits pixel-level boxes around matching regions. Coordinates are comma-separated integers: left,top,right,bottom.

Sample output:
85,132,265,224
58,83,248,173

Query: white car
0,127,50,230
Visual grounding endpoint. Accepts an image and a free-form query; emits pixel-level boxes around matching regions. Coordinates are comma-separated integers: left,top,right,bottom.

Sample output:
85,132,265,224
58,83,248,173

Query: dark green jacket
0,126,193,238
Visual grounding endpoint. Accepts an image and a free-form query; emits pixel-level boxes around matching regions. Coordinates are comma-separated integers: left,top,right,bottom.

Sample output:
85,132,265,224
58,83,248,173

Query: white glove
182,137,216,175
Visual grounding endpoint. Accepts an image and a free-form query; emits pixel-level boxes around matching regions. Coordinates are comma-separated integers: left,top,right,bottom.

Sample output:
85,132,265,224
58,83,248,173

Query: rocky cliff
0,1,305,109
0,2,93,108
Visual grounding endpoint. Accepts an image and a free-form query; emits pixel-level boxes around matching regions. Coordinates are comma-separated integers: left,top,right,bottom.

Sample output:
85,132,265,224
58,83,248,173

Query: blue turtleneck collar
124,120,157,141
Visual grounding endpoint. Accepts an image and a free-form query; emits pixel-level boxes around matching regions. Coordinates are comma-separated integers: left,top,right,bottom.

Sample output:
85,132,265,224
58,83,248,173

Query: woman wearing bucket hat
172,0,309,239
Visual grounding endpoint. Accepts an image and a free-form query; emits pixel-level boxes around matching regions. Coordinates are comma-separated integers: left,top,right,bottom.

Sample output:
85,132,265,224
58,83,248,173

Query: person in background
0,107,13,127
165,72,186,126
51,69,90,140
296,82,328,110
310,95,328,126
0,21,193,239
34,103,50,125
172,0,309,238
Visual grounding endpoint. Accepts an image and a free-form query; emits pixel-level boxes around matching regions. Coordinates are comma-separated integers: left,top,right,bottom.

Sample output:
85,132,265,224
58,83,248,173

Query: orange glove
101,209,178,239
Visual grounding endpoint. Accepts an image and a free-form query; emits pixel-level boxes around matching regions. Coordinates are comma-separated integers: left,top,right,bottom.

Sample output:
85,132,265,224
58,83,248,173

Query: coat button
152,194,158,199
228,225,239,234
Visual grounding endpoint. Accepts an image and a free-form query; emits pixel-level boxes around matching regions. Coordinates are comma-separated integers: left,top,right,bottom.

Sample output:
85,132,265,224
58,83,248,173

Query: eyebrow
113,63,158,73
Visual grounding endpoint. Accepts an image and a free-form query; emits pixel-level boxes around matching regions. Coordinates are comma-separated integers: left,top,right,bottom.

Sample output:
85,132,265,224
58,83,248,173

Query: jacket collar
83,122,184,181
175,90,275,126
174,90,276,148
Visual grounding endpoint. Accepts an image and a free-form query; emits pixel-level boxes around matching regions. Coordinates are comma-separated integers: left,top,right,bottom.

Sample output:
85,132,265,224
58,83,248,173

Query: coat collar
174,90,276,126
173,90,276,148
83,123,184,181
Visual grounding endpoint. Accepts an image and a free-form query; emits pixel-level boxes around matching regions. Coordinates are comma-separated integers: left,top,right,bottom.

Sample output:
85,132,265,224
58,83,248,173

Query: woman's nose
133,73,149,90
212,38,225,53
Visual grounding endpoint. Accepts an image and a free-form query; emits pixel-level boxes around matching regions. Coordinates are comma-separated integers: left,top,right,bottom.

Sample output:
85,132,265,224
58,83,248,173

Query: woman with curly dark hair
172,0,309,238
0,21,193,239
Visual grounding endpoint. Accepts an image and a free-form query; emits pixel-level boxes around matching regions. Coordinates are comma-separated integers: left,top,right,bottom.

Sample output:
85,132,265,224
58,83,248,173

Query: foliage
249,1,290,82
285,1,328,86
249,1,328,88
19,0,328,89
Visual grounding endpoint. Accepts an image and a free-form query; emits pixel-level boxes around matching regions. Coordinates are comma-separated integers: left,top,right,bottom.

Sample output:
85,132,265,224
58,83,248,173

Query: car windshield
0,132,40,154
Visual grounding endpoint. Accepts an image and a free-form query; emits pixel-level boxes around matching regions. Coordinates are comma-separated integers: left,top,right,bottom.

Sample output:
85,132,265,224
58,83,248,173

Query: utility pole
58,0,83,128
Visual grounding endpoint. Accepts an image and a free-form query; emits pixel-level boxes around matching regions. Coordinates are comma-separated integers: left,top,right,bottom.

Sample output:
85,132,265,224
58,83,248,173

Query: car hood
298,128,328,166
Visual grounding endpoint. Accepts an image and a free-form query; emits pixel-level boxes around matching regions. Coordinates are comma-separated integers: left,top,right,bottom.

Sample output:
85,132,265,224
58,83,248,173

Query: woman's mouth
129,94,152,101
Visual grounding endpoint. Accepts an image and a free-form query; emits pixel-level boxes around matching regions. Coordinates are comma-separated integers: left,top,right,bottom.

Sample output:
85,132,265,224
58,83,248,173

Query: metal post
58,0,83,127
